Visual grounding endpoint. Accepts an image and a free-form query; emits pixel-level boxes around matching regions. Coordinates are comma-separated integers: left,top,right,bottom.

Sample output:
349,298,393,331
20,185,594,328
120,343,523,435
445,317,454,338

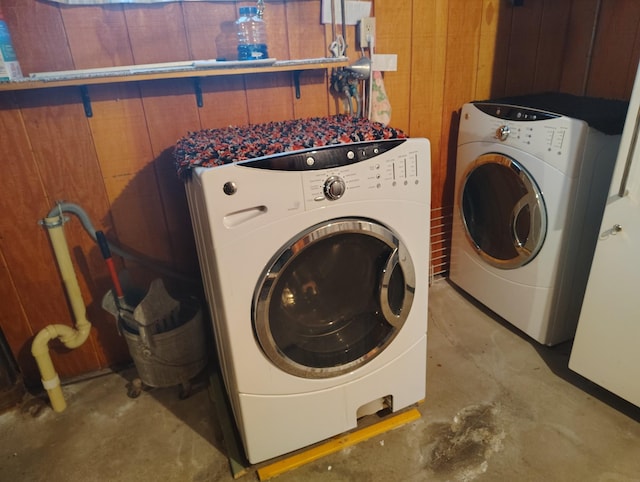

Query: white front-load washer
185,138,430,463
450,100,622,346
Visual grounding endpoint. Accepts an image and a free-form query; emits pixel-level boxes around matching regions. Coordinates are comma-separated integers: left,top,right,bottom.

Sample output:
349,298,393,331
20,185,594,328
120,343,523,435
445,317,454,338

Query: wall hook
293,71,302,99
193,78,203,107
80,86,93,117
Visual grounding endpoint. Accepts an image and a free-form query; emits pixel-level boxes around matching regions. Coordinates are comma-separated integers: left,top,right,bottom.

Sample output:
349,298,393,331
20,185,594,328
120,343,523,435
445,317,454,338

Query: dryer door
460,153,547,269
253,218,415,379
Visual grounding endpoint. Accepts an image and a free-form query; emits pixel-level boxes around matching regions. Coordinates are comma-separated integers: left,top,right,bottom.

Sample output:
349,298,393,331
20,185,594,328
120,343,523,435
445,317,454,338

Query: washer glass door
461,153,547,269
253,218,415,379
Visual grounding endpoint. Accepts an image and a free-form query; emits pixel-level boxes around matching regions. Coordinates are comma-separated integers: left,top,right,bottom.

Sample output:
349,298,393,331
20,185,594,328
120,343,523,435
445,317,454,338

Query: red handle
105,258,124,299
96,230,124,299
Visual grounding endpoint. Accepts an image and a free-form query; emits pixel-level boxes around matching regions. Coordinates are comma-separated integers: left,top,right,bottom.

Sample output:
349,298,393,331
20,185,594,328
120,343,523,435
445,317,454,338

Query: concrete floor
1,279,639,481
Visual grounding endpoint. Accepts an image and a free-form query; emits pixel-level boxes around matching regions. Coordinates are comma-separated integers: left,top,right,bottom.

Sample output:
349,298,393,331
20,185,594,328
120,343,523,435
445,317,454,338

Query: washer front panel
187,137,430,463
253,218,415,379
190,138,430,396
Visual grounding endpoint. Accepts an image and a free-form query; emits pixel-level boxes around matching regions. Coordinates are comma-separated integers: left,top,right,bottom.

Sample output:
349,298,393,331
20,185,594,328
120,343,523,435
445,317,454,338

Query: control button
495,125,510,141
347,150,355,160
306,156,315,166
373,148,380,154
516,112,522,119
323,176,346,200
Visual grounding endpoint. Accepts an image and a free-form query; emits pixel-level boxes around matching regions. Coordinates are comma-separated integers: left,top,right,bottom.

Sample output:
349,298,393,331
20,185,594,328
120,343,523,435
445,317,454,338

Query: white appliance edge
569,63,640,408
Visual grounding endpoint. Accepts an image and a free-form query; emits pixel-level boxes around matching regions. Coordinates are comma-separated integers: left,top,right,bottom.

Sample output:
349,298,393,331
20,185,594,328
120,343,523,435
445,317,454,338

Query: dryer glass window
461,153,547,269
253,218,415,378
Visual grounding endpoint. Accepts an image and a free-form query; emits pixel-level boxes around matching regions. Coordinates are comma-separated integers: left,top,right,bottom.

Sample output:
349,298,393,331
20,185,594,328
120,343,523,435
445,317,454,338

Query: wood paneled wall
0,0,638,385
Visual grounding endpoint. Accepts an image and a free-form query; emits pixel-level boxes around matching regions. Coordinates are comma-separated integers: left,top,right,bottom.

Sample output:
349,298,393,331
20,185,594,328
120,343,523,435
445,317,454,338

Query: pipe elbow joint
31,325,60,357
31,323,92,355
62,322,92,349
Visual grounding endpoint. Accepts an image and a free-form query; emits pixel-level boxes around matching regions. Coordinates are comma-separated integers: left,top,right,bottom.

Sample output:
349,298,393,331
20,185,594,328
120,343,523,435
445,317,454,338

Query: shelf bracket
193,78,203,107
293,70,302,99
80,86,93,118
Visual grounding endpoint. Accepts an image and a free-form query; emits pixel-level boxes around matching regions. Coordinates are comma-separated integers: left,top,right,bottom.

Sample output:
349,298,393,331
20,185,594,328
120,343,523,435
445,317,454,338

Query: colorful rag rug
173,115,407,179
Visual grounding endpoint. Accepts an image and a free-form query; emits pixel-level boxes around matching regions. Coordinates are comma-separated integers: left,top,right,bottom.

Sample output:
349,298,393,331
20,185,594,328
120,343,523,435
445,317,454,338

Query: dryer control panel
474,103,572,155
474,103,560,122
459,102,588,176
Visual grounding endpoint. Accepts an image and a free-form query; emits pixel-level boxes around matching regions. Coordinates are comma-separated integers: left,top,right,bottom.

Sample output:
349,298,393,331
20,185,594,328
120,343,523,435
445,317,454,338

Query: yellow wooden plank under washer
256,408,422,481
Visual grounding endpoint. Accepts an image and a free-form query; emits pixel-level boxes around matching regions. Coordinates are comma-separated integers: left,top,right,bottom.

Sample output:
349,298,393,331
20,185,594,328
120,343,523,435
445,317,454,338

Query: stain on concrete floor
425,404,505,481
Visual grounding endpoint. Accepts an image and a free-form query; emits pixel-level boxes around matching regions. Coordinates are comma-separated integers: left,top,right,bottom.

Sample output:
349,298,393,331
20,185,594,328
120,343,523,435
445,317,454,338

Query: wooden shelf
0,58,349,92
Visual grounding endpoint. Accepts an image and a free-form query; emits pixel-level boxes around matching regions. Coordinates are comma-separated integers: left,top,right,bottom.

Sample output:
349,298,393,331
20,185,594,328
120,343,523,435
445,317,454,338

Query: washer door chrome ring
253,218,415,379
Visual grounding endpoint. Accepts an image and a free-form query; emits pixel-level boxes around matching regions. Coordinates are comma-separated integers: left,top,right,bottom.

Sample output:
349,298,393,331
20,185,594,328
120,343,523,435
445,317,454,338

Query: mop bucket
102,278,207,391
122,297,206,388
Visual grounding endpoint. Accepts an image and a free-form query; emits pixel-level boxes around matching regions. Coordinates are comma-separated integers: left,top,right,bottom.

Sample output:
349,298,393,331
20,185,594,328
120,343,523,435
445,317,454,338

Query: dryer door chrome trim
253,218,415,379
460,153,547,269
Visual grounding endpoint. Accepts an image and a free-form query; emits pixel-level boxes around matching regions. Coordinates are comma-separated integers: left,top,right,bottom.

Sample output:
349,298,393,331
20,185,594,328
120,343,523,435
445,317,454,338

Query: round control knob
323,176,346,200
495,125,510,141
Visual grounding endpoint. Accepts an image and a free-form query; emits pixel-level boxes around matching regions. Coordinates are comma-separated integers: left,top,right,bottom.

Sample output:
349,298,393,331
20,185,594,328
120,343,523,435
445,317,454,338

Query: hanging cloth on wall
370,71,391,126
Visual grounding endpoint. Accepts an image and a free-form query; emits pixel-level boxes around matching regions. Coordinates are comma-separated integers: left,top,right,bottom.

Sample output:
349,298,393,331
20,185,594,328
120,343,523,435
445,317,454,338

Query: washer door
460,153,547,269
253,218,415,379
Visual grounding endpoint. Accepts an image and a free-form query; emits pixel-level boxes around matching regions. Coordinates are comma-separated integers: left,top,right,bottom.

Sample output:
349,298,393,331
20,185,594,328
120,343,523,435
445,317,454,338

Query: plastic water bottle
236,6,269,61
0,11,22,80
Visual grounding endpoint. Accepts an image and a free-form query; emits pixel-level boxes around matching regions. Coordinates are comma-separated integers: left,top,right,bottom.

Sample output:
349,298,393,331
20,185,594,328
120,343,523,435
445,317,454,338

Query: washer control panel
298,141,424,206
233,138,428,207
303,148,422,203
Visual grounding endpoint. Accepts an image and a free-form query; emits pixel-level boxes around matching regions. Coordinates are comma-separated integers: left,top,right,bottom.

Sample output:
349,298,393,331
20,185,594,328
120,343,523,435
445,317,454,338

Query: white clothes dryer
185,138,430,463
450,100,622,346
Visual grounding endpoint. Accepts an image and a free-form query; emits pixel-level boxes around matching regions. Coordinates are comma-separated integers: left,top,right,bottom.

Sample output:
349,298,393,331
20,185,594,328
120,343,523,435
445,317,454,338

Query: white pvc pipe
31,215,92,412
